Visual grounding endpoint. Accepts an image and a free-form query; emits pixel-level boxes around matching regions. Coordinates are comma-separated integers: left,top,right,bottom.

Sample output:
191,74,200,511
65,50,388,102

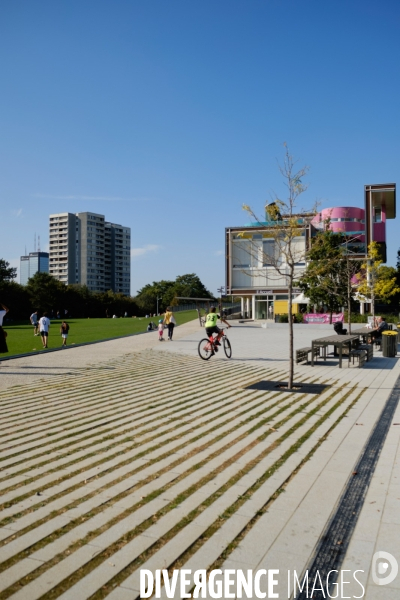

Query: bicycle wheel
198,338,213,360
223,336,232,358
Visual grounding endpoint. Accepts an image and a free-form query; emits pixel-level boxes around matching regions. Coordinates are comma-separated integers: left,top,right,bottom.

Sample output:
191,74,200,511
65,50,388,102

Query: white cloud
33,194,146,202
214,250,224,256
131,244,161,259
11,208,23,217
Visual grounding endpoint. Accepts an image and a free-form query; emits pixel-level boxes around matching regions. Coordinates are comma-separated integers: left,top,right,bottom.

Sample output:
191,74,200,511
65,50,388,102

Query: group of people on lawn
30,311,70,348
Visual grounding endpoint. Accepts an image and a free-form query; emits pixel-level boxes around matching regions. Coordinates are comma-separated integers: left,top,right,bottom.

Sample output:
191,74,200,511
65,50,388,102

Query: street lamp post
217,286,225,320
156,297,162,315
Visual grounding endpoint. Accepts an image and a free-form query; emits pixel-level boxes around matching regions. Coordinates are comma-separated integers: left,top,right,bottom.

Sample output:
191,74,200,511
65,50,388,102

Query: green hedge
277,313,304,323
345,313,400,324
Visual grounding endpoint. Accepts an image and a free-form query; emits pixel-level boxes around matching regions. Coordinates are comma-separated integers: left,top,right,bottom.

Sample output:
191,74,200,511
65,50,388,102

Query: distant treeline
0,274,141,320
0,260,216,320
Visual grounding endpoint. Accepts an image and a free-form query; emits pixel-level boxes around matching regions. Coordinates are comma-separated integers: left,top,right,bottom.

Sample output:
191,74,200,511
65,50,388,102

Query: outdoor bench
296,347,319,364
349,349,366,368
358,344,373,361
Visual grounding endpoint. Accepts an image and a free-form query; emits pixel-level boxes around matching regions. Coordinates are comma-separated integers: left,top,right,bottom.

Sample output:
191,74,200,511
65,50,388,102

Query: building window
262,240,275,266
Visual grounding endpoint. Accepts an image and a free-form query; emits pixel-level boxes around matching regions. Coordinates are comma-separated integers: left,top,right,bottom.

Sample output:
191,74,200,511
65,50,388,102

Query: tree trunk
288,274,294,389
371,289,375,323
347,284,352,334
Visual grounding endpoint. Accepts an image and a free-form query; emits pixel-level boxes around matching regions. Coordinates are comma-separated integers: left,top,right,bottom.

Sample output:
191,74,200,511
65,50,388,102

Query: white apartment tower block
49,212,131,295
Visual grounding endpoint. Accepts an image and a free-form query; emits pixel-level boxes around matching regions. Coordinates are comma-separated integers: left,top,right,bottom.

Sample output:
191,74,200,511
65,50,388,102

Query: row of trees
135,274,215,314
0,260,215,320
0,269,141,319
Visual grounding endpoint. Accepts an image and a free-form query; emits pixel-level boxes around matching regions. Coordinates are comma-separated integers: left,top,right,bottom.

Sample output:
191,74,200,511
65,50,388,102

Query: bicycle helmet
159,319,163,323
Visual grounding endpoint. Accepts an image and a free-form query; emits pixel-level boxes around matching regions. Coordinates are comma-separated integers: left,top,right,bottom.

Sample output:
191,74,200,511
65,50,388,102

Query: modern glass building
225,183,396,319
20,252,49,285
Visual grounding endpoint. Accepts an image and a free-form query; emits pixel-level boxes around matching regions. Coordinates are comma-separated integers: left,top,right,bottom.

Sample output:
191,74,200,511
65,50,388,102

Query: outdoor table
311,334,360,368
352,327,372,343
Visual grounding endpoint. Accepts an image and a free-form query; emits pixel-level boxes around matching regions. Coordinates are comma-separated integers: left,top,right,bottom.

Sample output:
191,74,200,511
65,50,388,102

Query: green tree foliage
64,284,94,318
299,228,363,331
172,274,214,302
135,280,176,313
1,272,140,320
26,272,67,312
356,242,400,317
0,259,17,283
1,266,212,320
0,281,31,320
0,258,30,320
135,274,214,313
299,229,352,315
396,248,400,297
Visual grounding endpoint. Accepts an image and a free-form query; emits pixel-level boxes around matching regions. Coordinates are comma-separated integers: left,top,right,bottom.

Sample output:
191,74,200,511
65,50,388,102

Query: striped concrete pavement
0,320,399,599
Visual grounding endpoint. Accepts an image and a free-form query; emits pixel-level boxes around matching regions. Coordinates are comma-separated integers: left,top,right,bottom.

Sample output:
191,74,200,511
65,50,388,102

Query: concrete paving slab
0,557,45,593
1,320,400,598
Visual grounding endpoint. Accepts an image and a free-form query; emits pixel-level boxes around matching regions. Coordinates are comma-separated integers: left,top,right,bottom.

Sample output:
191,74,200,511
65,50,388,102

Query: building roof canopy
365,183,396,219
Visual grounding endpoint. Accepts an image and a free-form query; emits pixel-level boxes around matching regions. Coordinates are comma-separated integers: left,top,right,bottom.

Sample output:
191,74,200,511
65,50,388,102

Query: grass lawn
1,310,198,358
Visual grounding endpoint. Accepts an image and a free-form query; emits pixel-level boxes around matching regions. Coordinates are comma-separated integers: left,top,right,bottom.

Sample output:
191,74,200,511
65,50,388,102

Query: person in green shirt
205,306,231,352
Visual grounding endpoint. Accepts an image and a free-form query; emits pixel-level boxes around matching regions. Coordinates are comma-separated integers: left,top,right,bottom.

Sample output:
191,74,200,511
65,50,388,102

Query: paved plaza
0,320,399,599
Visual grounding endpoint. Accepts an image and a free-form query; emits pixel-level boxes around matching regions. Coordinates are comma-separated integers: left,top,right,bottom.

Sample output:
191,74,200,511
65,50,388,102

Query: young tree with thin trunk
340,238,363,334
241,145,316,389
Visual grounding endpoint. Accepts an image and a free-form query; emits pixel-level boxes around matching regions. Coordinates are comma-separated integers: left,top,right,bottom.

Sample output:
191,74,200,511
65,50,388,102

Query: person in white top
39,312,51,348
0,303,9,357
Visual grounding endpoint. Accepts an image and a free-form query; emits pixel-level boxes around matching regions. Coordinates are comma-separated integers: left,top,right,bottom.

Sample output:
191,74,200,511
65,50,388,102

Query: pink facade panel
315,206,364,220
312,205,387,246
311,207,366,241
373,222,386,242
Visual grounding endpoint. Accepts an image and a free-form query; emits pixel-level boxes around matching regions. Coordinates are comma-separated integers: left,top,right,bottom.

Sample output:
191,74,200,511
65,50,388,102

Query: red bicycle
198,328,232,360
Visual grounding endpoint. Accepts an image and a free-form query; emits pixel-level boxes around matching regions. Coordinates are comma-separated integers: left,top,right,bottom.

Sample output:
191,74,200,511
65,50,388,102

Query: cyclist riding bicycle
205,306,231,352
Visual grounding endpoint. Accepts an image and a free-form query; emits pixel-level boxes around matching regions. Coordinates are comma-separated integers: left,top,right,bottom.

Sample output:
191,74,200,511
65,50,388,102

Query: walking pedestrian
39,312,51,348
0,303,9,360
60,321,70,346
158,319,165,341
163,306,176,341
30,311,39,335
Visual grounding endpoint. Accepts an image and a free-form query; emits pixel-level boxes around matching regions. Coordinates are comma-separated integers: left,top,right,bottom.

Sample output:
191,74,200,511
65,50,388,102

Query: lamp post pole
217,286,225,320
157,297,162,315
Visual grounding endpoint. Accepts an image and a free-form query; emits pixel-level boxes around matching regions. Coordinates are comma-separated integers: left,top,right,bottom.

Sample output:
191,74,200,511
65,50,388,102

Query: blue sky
1,0,399,295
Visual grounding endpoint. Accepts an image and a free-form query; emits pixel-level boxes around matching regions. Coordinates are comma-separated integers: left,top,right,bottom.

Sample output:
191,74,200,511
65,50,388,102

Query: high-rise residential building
49,212,131,294
104,222,131,295
20,252,49,285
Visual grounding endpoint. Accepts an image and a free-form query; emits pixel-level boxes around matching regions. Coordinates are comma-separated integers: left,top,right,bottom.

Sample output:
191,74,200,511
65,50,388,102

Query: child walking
158,319,165,341
60,321,70,346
